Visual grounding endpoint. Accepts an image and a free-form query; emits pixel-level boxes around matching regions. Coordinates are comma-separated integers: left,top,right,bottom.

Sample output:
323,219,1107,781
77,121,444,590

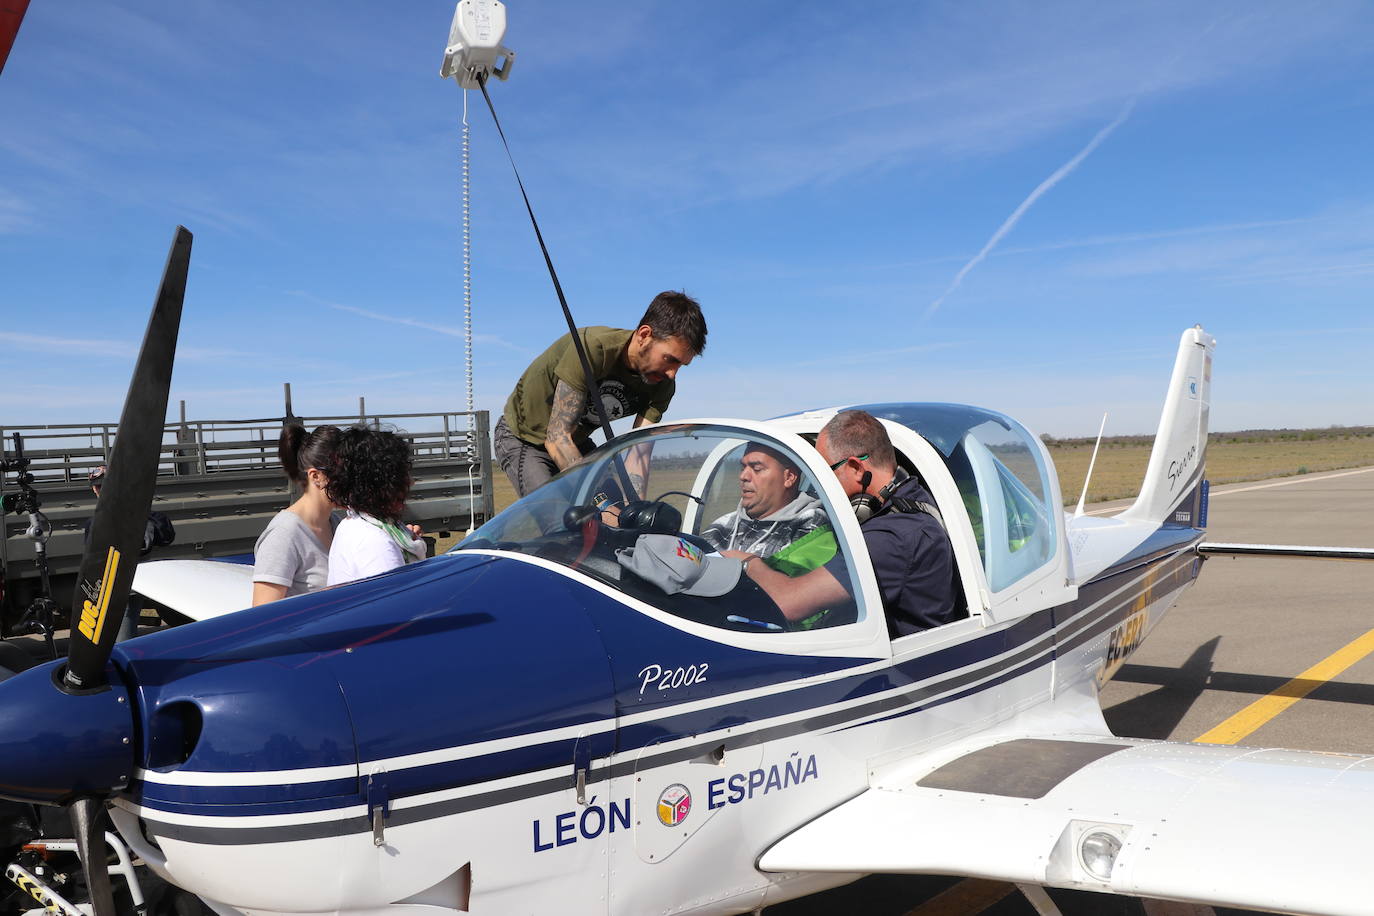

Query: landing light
1078,830,1122,881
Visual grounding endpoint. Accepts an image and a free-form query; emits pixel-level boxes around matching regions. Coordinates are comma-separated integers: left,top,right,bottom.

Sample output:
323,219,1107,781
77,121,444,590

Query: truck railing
1,409,495,627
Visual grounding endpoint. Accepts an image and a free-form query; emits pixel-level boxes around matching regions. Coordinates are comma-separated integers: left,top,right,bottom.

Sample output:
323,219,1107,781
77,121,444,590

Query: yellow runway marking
901,878,1013,916
1195,627,1374,745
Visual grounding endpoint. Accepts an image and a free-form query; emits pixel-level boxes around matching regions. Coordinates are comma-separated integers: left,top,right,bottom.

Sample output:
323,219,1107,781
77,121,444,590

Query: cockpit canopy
459,405,1064,636
458,425,867,634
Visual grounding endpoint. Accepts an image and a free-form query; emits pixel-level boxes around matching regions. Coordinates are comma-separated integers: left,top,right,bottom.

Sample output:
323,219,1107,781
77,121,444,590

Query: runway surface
770,466,1374,916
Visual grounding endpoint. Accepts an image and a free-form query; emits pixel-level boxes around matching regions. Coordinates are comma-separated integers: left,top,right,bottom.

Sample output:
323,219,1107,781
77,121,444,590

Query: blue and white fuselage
0,329,1222,915
112,533,1198,915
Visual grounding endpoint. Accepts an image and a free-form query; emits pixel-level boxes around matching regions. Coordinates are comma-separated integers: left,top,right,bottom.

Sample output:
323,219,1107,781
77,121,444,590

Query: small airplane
5,6,1374,916
5,225,1374,916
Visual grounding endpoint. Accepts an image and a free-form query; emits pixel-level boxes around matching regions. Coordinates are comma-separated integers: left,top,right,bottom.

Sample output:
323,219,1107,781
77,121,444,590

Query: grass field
1049,426,1374,506
479,426,1374,521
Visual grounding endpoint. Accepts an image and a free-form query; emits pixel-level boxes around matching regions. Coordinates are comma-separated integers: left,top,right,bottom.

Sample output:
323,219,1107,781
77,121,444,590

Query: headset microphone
850,470,882,523
849,469,909,524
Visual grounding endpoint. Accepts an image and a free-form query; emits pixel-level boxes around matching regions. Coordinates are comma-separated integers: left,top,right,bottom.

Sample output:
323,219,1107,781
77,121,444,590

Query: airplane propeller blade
63,226,191,692
69,795,116,916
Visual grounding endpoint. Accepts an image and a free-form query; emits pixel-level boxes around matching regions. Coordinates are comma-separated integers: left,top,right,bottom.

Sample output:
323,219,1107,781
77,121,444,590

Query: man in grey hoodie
700,443,836,577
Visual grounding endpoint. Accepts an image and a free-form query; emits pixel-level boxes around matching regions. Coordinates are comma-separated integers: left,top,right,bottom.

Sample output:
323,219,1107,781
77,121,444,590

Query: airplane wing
131,559,254,621
760,734,1374,916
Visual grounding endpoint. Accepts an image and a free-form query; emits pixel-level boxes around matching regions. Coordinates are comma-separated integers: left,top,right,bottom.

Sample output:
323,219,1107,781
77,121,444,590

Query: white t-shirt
327,513,412,586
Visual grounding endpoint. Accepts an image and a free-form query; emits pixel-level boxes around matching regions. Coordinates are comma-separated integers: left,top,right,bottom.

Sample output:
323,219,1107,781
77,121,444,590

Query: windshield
456,425,862,633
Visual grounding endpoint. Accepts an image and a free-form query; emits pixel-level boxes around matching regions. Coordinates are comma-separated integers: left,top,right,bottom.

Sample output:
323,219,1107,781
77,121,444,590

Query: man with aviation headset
721,411,959,636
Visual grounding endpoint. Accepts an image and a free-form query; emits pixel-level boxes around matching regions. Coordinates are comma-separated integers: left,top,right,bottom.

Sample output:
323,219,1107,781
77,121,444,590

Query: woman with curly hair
252,424,342,606
325,427,426,586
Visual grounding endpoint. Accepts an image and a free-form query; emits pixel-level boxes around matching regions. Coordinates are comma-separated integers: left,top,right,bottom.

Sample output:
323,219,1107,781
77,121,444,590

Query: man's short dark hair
743,441,800,479
821,410,896,471
638,291,707,356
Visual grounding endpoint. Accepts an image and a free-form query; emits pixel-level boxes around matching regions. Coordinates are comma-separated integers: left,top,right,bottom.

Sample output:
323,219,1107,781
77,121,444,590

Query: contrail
925,97,1138,318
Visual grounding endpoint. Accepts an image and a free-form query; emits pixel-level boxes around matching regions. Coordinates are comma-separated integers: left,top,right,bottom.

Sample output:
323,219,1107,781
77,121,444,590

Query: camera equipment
1,434,39,516
1,433,59,657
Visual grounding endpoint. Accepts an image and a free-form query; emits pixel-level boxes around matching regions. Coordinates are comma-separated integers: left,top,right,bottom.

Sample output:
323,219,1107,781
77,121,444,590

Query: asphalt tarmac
770,466,1374,916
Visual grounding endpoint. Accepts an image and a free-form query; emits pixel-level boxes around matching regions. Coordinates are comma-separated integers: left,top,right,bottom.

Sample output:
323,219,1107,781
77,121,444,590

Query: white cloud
793,341,963,370
518,2,1368,209
1059,205,1374,286
927,98,1137,315
0,384,125,414
326,302,470,338
998,217,1318,258
0,189,34,233
286,292,530,353
0,331,133,358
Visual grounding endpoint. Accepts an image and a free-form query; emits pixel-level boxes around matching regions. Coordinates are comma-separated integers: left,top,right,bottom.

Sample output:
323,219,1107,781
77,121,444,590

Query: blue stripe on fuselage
124,530,1200,822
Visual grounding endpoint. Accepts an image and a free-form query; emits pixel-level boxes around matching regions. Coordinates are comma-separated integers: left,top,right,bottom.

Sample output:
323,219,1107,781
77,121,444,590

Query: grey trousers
493,417,562,498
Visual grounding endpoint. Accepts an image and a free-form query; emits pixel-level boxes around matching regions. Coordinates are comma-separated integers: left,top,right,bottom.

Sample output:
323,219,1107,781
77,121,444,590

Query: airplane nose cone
0,660,135,804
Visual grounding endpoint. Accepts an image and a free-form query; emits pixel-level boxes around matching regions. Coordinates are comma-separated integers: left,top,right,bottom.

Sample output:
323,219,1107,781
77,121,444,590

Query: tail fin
1118,326,1216,527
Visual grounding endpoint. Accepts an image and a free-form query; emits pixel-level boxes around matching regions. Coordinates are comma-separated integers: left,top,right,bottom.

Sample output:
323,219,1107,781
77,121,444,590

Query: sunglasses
827,453,868,471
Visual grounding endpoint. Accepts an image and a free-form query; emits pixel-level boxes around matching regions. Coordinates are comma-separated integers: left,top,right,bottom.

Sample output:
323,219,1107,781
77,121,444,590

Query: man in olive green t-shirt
495,291,707,497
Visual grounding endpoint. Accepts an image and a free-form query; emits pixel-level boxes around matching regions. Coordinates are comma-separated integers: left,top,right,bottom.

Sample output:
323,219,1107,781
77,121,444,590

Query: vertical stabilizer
1118,326,1215,526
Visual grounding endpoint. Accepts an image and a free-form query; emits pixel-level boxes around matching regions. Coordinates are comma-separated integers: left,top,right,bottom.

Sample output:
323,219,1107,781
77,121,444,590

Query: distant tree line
1039,426,1374,448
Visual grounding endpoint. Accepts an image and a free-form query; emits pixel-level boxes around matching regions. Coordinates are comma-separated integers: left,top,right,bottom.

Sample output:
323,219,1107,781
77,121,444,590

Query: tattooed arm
545,379,588,471
619,415,660,497
622,444,650,499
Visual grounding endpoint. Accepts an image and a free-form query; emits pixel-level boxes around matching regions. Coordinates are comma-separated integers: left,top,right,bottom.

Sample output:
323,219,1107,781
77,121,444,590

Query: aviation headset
849,467,946,529
849,467,907,524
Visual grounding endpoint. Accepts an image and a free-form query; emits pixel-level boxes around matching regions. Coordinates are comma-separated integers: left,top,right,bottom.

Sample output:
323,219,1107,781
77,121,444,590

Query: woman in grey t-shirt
252,425,342,605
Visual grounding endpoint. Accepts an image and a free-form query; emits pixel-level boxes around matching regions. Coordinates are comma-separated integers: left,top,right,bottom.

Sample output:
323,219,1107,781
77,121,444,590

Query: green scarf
356,511,426,564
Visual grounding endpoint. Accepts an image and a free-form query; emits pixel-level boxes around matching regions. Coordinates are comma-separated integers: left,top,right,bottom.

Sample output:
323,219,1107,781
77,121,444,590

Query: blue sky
2,0,1372,439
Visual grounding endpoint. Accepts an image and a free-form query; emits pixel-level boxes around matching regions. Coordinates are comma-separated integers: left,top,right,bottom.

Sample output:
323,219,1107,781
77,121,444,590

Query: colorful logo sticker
675,539,702,564
657,784,692,826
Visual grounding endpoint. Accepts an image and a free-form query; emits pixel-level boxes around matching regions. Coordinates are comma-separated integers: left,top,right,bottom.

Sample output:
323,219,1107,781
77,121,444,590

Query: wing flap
760,736,1374,916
